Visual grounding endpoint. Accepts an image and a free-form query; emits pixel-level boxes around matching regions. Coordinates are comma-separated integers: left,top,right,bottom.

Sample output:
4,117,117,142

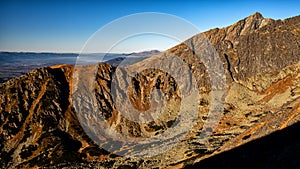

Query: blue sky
0,0,299,53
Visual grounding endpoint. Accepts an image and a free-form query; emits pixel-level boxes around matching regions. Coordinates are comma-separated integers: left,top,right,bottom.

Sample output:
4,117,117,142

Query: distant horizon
0,49,162,54
1,0,299,53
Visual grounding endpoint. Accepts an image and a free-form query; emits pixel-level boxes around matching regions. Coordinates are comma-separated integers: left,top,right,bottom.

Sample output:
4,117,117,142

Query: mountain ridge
0,12,299,168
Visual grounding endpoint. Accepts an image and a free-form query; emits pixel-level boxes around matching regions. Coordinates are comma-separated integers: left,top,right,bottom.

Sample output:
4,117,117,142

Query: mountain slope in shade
0,12,300,168
185,122,300,169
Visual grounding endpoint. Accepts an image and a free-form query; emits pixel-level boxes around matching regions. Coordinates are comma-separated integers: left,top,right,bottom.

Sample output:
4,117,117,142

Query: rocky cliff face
0,12,300,168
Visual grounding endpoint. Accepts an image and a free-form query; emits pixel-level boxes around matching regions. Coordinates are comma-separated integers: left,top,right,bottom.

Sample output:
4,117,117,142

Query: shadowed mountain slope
185,122,300,169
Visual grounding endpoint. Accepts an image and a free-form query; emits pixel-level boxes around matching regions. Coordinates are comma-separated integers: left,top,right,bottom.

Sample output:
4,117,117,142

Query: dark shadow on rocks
185,122,300,169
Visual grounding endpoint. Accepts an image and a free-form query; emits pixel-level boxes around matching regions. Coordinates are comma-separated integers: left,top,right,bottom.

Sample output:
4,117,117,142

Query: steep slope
0,65,116,168
0,12,300,168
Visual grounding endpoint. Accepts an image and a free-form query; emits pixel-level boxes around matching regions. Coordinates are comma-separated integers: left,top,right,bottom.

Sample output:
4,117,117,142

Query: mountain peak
204,12,273,44
248,12,264,20
244,12,265,26
236,12,268,36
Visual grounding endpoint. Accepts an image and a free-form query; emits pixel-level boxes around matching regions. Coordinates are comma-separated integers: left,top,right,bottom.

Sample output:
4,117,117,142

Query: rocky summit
1,12,300,168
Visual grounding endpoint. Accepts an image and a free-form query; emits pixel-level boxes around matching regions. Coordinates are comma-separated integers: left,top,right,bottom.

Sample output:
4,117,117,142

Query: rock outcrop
0,12,300,168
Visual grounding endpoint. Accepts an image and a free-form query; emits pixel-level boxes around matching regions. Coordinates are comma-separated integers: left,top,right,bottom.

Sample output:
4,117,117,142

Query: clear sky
0,0,299,53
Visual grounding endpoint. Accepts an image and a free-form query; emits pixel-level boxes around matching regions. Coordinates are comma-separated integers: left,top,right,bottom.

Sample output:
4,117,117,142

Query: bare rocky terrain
0,12,300,168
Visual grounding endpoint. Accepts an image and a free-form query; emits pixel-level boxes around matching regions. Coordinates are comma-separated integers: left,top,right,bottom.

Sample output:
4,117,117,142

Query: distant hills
0,50,160,83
